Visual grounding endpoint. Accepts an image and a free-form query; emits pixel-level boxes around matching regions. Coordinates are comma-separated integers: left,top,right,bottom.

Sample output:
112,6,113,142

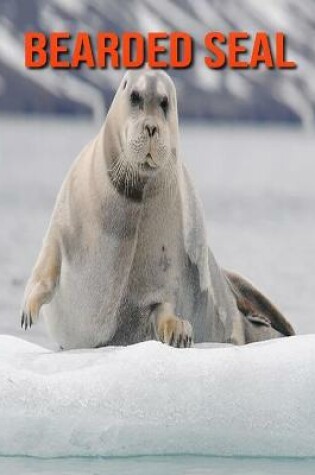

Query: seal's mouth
142,153,158,169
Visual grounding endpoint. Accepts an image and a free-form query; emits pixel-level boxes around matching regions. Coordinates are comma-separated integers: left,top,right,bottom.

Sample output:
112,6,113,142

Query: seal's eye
160,96,169,114
130,91,141,106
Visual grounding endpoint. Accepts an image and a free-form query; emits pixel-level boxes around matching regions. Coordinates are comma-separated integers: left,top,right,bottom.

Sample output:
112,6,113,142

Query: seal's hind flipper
224,270,295,337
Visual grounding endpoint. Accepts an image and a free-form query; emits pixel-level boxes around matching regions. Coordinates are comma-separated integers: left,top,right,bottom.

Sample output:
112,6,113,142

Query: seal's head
105,69,179,200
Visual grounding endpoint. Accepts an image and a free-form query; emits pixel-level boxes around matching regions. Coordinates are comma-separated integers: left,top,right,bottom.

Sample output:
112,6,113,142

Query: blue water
1,456,315,474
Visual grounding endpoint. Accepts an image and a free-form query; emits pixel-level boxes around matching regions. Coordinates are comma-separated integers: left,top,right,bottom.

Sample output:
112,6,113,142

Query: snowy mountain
0,0,315,125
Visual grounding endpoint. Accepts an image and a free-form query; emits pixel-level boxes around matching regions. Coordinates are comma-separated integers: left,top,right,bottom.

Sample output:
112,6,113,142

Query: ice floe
0,334,314,457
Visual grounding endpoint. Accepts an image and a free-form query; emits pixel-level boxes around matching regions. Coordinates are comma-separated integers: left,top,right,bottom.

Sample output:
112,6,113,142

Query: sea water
1,455,315,474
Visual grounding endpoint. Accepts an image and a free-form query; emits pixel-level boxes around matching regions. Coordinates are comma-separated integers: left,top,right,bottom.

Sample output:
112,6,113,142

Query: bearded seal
20,68,294,349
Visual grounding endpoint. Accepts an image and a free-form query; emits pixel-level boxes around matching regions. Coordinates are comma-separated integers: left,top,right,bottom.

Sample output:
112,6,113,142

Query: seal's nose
144,122,158,138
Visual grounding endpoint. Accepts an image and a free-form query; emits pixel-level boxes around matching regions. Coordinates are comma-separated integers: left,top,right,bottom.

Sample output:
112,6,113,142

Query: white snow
0,334,314,458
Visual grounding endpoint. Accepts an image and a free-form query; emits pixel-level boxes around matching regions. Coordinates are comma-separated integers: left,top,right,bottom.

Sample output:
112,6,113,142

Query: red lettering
204,32,226,69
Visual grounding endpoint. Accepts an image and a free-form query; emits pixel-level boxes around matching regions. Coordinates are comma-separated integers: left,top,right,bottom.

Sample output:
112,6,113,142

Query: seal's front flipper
224,270,295,338
21,239,61,330
151,303,193,348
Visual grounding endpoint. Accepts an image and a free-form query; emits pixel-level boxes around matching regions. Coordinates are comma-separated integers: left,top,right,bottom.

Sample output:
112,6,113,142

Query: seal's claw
157,314,193,348
183,335,189,348
21,310,30,330
20,306,36,331
20,311,25,329
20,282,43,331
177,333,183,348
169,332,175,347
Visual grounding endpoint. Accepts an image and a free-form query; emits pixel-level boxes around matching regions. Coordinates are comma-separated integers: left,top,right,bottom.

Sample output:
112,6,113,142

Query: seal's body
21,69,294,349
